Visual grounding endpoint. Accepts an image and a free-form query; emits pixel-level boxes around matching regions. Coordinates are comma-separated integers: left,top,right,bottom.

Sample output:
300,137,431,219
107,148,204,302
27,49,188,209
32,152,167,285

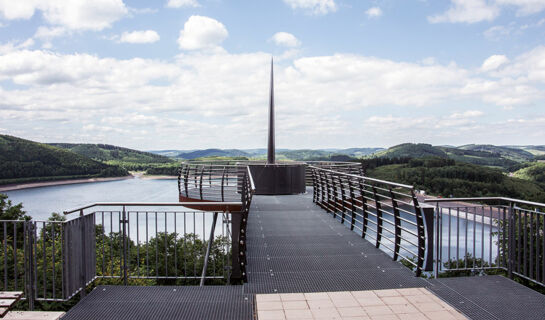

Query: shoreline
0,173,179,192
0,176,135,192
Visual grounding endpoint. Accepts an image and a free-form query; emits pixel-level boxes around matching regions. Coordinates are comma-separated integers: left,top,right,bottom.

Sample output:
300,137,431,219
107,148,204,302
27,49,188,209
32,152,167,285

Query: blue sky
1,0,544,150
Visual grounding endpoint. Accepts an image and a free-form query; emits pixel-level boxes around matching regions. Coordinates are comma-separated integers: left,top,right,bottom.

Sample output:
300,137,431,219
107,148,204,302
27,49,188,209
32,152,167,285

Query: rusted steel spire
267,58,275,164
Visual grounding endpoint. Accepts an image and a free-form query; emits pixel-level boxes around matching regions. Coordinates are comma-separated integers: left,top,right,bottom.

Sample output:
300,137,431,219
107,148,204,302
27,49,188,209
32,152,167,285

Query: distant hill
458,144,534,162
373,143,448,159
367,159,545,202
177,149,251,159
0,135,128,185
50,143,174,164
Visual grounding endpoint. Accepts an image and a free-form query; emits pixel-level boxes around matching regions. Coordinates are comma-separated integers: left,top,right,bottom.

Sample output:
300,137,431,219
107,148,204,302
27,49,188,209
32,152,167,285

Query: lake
3,178,179,221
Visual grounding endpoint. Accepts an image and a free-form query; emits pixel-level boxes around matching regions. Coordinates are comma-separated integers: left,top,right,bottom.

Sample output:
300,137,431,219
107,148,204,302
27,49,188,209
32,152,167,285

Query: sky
0,0,545,150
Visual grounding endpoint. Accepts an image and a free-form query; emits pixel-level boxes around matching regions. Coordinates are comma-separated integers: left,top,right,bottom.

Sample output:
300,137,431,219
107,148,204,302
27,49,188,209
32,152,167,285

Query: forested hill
50,143,174,164
0,135,128,185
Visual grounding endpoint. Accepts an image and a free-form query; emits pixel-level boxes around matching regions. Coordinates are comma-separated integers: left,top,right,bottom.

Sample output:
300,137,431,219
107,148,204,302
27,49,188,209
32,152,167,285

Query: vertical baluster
389,188,401,261
4,222,7,291
517,208,522,275
42,222,46,299
473,207,476,268
372,186,382,248
523,210,528,276
464,207,468,269
155,212,158,278
137,212,140,278
146,212,149,277
349,178,356,231
456,208,460,269
165,212,168,277
174,212,177,278
359,178,368,239
13,222,17,290
530,211,534,280
448,208,451,265
52,222,56,299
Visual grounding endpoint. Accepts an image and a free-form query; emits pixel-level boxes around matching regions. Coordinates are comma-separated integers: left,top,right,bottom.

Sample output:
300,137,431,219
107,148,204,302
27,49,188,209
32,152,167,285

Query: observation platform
63,191,545,320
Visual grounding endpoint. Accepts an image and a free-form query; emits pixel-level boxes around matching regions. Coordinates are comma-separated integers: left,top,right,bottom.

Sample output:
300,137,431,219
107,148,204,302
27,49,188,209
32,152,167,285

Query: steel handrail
423,197,545,208
246,166,256,192
63,202,243,214
309,165,414,189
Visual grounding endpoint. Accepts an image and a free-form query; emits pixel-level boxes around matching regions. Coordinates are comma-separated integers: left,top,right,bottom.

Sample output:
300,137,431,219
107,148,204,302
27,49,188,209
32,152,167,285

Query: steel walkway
62,192,545,320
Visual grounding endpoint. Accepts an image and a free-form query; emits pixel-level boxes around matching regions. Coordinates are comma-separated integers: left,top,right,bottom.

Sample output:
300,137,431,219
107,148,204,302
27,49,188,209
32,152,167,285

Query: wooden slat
0,293,22,300
0,300,17,308
4,312,65,320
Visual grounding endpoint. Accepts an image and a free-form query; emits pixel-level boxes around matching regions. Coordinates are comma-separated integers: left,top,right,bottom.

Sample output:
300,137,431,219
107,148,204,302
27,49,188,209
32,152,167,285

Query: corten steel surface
248,163,306,195
61,285,253,320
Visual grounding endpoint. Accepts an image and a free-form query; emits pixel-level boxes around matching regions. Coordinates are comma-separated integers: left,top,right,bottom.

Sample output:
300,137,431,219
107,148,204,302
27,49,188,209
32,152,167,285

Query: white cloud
430,0,545,24
0,0,128,31
283,0,337,15
428,0,499,24
495,0,545,15
119,30,160,44
166,0,200,8
1,45,545,148
178,15,228,50
483,25,513,40
450,110,484,118
481,54,510,72
271,32,301,47
365,7,383,18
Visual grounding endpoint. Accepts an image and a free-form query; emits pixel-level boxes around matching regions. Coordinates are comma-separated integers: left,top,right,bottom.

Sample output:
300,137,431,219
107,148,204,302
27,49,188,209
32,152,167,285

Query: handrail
246,166,256,192
63,201,243,215
309,165,414,189
423,197,545,208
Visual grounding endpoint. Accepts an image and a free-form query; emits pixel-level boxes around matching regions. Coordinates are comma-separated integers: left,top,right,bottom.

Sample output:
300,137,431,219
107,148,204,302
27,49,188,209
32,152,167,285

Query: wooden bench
0,292,23,318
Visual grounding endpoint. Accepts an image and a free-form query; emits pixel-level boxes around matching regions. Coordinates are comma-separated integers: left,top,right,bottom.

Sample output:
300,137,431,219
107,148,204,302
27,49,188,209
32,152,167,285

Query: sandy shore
0,176,134,192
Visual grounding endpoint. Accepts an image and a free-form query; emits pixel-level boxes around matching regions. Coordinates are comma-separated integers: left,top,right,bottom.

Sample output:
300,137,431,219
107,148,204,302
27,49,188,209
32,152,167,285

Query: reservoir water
3,178,179,221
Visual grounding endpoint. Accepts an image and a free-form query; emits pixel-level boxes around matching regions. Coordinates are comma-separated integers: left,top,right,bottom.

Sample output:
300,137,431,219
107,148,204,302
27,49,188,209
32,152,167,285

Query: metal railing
305,161,363,186
425,197,545,287
178,163,245,202
310,166,434,276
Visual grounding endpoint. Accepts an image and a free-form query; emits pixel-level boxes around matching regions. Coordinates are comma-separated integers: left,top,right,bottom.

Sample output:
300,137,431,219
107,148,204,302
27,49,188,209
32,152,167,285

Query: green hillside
372,143,448,159
51,143,175,170
513,162,545,185
0,135,128,185
458,144,534,162
367,158,545,202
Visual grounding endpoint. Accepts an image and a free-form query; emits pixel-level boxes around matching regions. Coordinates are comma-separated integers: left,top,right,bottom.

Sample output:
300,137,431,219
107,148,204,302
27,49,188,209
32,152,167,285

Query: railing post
121,206,128,286
389,188,401,261
372,186,382,248
221,167,226,202
358,178,368,238
412,192,431,277
508,202,515,279
338,175,346,224
79,209,87,298
25,221,35,310
349,178,356,231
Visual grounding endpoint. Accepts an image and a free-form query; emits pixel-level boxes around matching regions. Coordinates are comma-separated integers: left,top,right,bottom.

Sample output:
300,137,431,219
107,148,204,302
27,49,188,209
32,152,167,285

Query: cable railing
310,166,434,276
424,197,545,287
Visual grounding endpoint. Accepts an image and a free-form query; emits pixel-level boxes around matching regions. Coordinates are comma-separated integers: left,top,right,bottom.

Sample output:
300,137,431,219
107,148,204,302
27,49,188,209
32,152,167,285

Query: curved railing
310,165,434,276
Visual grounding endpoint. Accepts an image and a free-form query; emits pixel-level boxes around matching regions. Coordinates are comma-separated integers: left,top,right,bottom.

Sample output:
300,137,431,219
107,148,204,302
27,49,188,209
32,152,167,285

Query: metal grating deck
61,285,253,320
243,192,428,294
427,275,545,320
62,190,545,320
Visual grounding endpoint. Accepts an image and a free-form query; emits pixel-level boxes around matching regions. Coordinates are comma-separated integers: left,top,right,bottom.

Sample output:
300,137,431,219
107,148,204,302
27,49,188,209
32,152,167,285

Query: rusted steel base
178,195,242,212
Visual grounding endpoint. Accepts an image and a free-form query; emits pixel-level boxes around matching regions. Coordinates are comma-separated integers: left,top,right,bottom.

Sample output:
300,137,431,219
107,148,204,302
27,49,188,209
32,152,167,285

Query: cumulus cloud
283,0,337,15
495,0,545,15
166,0,200,8
0,0,128,31
365,7,383,18
119,30,160,44
1,45,545,148
178,15,228,50
481,54,509,72
428,0,499,24
271,32,301,47
429,0,545,23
